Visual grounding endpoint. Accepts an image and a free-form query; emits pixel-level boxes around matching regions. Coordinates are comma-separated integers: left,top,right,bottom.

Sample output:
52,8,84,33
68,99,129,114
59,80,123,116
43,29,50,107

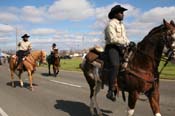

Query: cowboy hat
108,5,127,19
21,34,30,38
94,46,104,52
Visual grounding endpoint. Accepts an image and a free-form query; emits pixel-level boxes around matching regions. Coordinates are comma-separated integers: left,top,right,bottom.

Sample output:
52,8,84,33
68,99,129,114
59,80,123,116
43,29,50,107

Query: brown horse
80,19,175,116
47,49,60,77
9,50,47,91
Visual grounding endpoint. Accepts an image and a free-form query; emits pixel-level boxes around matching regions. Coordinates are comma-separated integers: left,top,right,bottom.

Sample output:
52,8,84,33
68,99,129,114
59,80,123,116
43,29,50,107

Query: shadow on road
6,81,38,89
54,100,112,116
41,72,56,77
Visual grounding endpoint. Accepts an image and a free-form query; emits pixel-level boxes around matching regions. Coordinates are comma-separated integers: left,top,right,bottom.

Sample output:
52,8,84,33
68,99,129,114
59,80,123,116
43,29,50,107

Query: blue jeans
105,45,120,91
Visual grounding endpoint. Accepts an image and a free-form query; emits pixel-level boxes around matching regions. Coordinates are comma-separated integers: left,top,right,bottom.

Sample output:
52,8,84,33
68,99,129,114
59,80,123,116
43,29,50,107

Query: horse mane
137,24,165,49
129,24,166,70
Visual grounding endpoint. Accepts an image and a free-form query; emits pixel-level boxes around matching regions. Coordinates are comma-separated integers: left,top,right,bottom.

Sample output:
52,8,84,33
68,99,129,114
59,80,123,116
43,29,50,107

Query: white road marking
50,80,82,88
0,107,8,116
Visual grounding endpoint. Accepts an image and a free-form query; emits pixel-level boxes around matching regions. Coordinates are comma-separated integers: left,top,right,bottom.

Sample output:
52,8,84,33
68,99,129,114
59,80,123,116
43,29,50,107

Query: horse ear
170,20,175,27
163,19,168,25
163,19,171,29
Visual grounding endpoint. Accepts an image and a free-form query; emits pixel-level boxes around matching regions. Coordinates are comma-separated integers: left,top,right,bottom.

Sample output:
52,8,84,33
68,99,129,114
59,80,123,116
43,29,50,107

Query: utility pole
15,27,18,51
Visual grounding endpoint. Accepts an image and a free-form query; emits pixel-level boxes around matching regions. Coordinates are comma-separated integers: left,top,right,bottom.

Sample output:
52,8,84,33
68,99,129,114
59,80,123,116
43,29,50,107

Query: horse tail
9,56,16,69
122,90,126,102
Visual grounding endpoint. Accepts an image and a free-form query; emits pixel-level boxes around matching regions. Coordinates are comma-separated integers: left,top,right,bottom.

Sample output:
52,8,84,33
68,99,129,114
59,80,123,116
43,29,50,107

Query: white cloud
0,12,18,22
139,6,175,23
0,37,12,42
21,6,47,23
93,4,175,42
125,6,175,41
1,2,175,50
31,28,57,35
0,24,15,33
48,0,94,21
126,21,156,41
87,31,103,36
93,3,140,30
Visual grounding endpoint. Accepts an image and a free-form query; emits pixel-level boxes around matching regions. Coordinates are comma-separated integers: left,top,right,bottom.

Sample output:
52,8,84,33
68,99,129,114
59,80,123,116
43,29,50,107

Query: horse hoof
11,82,15,88
20,82,24,88
29,87,34,91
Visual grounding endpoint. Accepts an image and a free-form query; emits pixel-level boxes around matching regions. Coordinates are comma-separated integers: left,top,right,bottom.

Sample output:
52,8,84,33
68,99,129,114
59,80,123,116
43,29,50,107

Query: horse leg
17,70,23,87
127,91,138,116
93,80,102,116
53,65,56,77
92,67,102,115
48,64,51,75
85,73,96,115
9,58,16,87
147,84,161,116
10,69,15,87
27,70,33,91
90,86,95,116
57,67,59,75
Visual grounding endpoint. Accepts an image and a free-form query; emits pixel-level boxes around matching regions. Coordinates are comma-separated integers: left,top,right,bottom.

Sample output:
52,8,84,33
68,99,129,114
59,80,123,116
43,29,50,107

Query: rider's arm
18,41,21,47
28,42,32,50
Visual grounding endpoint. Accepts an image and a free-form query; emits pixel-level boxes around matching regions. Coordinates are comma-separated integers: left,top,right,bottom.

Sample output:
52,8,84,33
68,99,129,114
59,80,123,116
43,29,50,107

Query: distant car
60,55,72,59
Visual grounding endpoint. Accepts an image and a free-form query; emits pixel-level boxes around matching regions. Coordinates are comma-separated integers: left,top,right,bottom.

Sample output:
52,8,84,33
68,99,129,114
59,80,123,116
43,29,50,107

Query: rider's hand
129,41,136,48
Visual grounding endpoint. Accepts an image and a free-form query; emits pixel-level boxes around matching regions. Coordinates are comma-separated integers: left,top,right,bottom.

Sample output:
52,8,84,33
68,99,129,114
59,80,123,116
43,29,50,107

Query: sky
0,0,175,53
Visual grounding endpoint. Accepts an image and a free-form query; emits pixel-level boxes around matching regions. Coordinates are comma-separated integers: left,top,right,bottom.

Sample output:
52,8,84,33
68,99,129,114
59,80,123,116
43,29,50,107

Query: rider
16,34,32,70
51,43,58,53
50,43,58,59
104,5,130,101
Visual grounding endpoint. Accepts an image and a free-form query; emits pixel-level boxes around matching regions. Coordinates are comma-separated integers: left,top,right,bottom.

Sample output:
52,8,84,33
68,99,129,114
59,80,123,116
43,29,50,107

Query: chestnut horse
80,19,175,116
47,49,60,77
9,50,47,91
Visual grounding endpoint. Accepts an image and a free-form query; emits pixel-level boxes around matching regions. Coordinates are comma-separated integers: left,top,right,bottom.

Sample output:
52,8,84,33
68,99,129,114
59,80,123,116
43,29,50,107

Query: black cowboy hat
52,43,56,46
21,34,30,38
108,5,127,19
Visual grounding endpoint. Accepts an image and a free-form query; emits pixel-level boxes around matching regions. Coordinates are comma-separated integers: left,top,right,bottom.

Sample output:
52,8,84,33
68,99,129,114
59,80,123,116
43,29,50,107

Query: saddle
85,44,136,92
12,54,35,71
85,46,104,62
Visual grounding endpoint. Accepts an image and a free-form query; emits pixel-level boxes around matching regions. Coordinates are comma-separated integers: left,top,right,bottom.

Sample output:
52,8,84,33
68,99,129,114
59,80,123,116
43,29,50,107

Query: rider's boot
106,80,116,101
106,89,116,101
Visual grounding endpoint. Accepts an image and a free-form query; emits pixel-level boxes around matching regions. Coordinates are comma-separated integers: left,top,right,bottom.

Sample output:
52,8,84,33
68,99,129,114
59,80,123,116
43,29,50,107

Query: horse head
53,49,59,58
162,19,175,61
39,50,47,64
136,19,175,67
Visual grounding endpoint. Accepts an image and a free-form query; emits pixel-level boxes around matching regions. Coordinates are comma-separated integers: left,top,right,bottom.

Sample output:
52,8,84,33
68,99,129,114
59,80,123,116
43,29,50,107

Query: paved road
0,64,175,116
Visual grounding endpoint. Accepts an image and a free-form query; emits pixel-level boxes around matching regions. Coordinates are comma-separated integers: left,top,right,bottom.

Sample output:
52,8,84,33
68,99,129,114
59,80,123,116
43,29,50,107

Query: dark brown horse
47,49,60,77
9,50,47,91
80,19,175,116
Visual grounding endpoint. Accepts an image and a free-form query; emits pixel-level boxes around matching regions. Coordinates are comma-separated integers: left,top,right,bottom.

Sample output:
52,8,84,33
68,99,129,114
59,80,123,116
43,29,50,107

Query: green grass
45,57,175,79
60,57,82,71
159,62,175,79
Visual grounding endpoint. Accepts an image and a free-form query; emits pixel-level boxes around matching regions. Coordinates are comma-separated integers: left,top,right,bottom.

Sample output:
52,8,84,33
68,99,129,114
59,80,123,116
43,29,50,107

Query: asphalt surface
0,63,175,116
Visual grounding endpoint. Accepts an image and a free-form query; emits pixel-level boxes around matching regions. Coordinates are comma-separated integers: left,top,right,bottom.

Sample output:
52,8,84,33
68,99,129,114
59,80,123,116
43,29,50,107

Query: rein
25,51,43,67
25,53,37,67
158,50,173,74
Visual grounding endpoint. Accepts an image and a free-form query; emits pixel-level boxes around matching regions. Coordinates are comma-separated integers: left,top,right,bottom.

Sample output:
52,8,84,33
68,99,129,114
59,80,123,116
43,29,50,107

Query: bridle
158,27,175,74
